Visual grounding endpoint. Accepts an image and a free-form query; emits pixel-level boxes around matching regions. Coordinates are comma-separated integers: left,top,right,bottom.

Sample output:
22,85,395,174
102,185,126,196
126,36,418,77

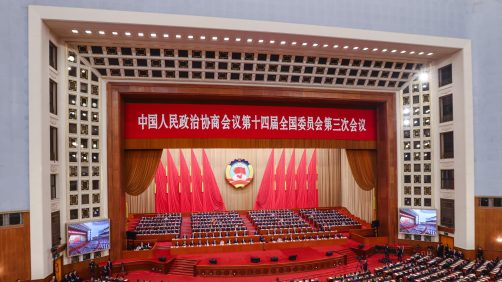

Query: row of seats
299,209,359,230
249,210,310,233
134,213,181,235
191,211,247,233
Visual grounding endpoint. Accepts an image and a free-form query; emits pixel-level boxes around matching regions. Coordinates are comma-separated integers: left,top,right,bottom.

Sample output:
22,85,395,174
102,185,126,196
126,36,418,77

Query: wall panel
0,212,31,281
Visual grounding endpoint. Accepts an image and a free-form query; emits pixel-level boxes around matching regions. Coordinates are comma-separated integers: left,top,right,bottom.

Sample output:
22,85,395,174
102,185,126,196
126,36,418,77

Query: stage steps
180,216,192,237
168,258,198,276
336,248,359,265
241,214,257,235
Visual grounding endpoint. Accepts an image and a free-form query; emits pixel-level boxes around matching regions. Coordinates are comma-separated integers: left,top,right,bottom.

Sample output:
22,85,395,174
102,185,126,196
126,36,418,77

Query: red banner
124,103,376,140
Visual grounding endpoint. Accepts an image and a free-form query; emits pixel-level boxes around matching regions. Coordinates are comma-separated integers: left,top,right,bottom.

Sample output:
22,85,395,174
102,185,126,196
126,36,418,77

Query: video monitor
398,208,437,236
67,219,110,256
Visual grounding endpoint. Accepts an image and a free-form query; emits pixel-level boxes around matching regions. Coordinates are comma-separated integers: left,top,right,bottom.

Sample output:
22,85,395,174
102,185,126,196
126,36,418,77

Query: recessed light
313,43,318,47
163,34,169,38
85,30,92,34
187,35,194,39
235,38,241,42
68,55,75,62
138,32,144,37
200,35,206,40
400,50,406,54
353,46,359,50
151,33,157,38
212,36,218,41
112,31,118,36
343,45,349,49
291,42,297,45
280,41,286,45
71,29,79,34
125,32,131,36
247,38,253,43
382,49,388,52
409,51,415,54
270,40,275,44
427,52,434,56
418,51,424,55
302,42,308,46
333,45,339,48
175,34,181,39
258,39,264,43
391,49,397,53
419,72,429,82
224,37,229,41
363,47,369,51
403,107,410,115
98,31,105,35
403,119,410,126
323,44,328,48
372,48,378,51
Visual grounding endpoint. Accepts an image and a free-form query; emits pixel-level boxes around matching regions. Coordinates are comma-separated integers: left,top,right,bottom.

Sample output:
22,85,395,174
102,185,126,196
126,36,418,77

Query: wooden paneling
439,235,454,248
108,83,397,259
475,199,502,259
0,212,31,281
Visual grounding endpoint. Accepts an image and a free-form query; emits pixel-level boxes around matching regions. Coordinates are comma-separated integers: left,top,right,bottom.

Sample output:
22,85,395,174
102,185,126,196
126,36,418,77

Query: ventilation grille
73,44,423,90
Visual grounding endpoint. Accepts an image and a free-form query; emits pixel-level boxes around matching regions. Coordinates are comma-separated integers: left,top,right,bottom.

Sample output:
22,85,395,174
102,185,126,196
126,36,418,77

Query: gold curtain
124,149,163,196
345,149,377,191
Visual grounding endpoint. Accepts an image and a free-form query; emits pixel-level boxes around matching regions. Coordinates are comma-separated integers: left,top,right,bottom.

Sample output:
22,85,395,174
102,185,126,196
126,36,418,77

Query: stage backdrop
126,148,375,222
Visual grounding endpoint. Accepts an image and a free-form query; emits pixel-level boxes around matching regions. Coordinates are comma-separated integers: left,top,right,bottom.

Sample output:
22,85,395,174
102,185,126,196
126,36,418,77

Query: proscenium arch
107,82,397,260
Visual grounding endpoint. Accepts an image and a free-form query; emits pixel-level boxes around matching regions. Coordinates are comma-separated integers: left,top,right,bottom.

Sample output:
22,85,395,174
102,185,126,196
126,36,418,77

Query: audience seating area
191,211,247,233
249,209,312,234
300,209,360,231
133,213,181,235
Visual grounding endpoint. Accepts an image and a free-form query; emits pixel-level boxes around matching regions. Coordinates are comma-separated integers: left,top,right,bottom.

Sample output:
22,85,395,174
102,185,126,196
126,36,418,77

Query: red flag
307,149,318,208
274,150,286,209
179,150,192,213
202,149,226,211
296,149,308,208
254,149,275,210
191,150,204,212
154,160,168,213
166,150,180,212
285,150,296,209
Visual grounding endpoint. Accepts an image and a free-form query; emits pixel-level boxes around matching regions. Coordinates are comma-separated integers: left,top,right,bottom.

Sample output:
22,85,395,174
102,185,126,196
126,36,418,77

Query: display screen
67,219,110,256
399,208,437,236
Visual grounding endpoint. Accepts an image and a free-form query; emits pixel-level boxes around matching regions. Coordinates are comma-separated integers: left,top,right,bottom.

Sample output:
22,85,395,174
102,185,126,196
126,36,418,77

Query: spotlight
419,72,429,82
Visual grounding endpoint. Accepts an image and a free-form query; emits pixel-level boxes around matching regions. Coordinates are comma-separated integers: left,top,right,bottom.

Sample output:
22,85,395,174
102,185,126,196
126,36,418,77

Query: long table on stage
170,237,348,255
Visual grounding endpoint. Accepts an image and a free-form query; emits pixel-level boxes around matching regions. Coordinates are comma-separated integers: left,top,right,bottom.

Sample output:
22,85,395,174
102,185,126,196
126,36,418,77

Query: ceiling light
403,107,410,115
151,33,158,38
224,37,229,41
187,35,194,39
138,32,144,37
98,31,105,35
343,45,349,49
302,42,308,46
125,32,131,36
67,56,75,62
427,52,434,56
291,42,297,45
313,43,318,47
403,119,410,126
280,41,286,45
85,30,92,34
200,35,206,40
270,40,275,44
496,237,502,243
353,46,359,50
382,49,388,52
391,49,397,53
175,34,181,39
163,34,169,38
418,51,424,55
71,29,78,34
333,45,339,48
247,38,253,43
258,39,264,43
363,47,369,51
235,38,241,42
419,72,429,82
112,31,118,36
323,44,328,48
409,51,415,54
372,48,378,51
212,36,218,41
400,50,406,54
